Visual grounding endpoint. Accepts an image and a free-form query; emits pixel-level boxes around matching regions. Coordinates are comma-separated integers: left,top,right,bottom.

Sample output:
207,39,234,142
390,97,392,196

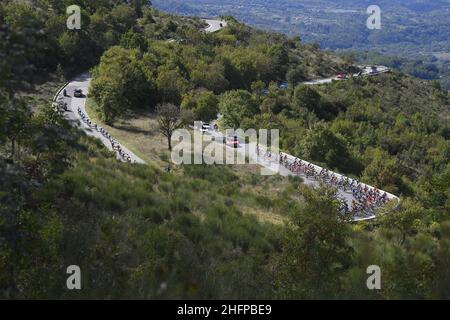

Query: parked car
74,89,83,97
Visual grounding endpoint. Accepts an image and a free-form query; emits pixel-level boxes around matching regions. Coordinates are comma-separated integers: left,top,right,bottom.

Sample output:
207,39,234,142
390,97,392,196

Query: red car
336,72,346,80
226,136,240,148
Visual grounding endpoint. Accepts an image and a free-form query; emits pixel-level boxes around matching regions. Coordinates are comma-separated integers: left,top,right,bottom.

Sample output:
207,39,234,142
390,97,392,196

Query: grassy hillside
1,1,450,300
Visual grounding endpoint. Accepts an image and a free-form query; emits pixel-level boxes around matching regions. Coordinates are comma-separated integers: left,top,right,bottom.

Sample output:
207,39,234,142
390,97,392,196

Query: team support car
201,123,211,132
226,136,240,148
336,72,346,80
369,66,379,75
74,89,83,97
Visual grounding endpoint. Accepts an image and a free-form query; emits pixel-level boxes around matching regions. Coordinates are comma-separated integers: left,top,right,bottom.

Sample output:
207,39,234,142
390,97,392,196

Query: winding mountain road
203,19,228,33
302,65,391,86
58,72,145,164
202,126,398,222
57,66,398,220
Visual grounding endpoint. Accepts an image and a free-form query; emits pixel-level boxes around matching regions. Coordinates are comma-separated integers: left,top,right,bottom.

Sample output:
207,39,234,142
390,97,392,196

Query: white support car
201,123,211,133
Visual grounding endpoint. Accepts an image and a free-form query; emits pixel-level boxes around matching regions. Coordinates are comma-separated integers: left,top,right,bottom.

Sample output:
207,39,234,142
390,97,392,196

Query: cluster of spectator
278,154,392,217
77,107,133,163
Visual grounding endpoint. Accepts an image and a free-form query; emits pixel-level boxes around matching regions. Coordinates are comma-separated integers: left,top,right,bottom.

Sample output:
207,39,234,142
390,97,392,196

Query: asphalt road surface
203,19,228,33
202,127,397,222
56,62,396,221
58,72,146,164
302,65,390,86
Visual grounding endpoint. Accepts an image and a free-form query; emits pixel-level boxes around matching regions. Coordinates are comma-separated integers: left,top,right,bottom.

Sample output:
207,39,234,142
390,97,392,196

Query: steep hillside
1,1,450,300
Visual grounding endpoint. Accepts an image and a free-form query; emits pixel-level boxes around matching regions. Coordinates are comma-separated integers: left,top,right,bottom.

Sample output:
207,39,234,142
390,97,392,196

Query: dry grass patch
85,100,301,226
86,99,170,167
238,205,287,225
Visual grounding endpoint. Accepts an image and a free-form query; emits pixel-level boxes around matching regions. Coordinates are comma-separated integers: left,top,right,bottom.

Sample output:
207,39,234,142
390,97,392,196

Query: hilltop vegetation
153,0,450,55
1,0,450,299
240,72,449,198
152,0,450,90
89,13,348,123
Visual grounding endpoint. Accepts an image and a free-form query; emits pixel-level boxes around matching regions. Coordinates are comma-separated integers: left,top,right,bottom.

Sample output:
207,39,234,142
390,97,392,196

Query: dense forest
1,0,450,299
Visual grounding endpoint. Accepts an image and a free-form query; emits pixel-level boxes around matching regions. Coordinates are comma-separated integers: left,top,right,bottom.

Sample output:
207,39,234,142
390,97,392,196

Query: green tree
299,123,360,174
120,29,147,51
218,90,258,128
90,46,156,122
190,62,229,94
109,4,137,36
268,44,289,79
362,148,404,194
292,85,322,113
156,69,189,105
287,65,307,86
275,186,353,299
260,94,290,114
90,76,127,123
181,90,219,123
